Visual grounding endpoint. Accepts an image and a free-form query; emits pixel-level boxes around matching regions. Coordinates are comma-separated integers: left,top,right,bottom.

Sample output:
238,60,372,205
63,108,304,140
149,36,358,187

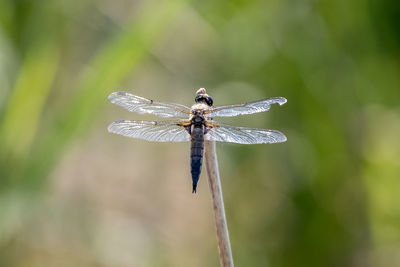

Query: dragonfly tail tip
192,185,197,194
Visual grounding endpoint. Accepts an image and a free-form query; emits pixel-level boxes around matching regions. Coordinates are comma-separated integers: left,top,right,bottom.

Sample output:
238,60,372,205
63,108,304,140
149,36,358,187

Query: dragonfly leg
204,126,212,134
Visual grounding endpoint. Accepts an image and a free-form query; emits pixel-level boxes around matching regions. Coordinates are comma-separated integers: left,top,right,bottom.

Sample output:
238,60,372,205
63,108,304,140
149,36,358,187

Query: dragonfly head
195,88,213,106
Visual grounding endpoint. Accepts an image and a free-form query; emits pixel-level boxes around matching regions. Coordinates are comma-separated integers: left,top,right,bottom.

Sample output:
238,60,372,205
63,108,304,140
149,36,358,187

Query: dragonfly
108,88,287,193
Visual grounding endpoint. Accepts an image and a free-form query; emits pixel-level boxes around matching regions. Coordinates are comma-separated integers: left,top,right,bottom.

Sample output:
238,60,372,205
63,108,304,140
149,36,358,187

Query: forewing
108,120,190,142
205,122,286,144
209,97,287,117
108,91,191,118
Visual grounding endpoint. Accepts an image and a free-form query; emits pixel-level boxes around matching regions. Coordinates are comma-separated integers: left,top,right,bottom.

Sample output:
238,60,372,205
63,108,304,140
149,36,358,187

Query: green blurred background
1,0,399,266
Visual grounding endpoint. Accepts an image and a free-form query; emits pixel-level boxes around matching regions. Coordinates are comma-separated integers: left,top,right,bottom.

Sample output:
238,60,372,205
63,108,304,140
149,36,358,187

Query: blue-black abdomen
190,126,204,193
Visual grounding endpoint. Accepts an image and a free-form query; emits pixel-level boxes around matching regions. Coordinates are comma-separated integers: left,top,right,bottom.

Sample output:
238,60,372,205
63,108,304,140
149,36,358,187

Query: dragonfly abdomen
190,125,204,193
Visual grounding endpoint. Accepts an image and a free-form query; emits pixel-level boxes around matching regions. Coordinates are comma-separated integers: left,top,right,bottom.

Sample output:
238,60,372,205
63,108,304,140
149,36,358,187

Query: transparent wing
108,120,191,142
108,91,191,118
209,97,287,117
205,122,287,144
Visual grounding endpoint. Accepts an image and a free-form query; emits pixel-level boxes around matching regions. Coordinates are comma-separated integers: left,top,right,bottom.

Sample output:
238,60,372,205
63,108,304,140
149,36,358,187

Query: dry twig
204,141,234,267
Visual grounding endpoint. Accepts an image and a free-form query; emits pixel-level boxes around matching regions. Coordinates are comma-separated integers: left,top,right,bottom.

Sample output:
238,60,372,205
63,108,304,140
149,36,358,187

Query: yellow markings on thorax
205,121,219,128
177,120,192,127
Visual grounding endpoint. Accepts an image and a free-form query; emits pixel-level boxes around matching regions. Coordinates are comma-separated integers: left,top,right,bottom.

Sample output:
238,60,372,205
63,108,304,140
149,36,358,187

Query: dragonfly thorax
191,114,205,124
191,109,205,116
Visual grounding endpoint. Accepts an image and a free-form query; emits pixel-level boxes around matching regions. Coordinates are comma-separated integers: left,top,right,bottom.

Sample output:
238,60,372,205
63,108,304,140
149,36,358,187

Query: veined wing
108,120,190,142
209,97,287,117
205,122,286,144
108,91,191,118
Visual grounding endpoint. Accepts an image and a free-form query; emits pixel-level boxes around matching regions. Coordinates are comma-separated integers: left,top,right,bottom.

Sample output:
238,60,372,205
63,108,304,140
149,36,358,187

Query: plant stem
204,141,234,267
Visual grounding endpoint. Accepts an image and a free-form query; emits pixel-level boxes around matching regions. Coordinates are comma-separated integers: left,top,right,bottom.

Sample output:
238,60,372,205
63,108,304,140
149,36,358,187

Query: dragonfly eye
206,96,213,106
195,94,213,106
195,95,205,103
